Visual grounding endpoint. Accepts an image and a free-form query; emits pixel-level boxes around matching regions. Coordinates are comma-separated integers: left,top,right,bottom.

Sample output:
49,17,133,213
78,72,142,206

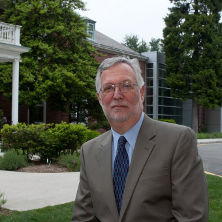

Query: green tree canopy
123,34,163,53
149,38,162,52
0,0,101,123
123,34,150,53
163,0,222,132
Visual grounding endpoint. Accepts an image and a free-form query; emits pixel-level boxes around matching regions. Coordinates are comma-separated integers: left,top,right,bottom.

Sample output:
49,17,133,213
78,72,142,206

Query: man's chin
106,113,130,123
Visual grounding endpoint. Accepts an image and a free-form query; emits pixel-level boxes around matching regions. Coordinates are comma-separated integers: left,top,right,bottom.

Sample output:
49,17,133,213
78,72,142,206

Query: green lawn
196,132,222,139
0,202,74,222
207,174,222,222
0,174,221,222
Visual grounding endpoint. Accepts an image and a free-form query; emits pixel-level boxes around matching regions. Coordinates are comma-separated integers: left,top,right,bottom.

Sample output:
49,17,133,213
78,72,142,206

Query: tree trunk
192,100,199,133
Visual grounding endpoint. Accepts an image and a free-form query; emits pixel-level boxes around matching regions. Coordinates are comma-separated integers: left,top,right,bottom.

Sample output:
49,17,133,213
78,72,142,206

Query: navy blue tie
113,136,129,213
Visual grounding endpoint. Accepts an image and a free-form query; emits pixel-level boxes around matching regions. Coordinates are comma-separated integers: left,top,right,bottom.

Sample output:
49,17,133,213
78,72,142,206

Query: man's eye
104,85,113,92
123,83,132,89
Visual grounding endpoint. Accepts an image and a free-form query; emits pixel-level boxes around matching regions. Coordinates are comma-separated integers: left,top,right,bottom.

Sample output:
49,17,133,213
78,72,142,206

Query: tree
139,39,150,53
149,38,162,52
0,0,101,123
163,0,222,132
123,34,149,53
123,35,163,53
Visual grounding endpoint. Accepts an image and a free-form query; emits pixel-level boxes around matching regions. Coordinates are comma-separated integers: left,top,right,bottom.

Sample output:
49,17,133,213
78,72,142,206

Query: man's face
97,63,145,126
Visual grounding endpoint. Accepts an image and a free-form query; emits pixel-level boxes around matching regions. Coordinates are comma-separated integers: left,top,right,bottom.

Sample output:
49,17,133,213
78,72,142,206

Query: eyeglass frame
99,80,138,96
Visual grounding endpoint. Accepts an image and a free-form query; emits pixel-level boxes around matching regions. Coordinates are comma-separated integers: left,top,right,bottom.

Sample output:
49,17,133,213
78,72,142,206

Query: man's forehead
101,62,136,77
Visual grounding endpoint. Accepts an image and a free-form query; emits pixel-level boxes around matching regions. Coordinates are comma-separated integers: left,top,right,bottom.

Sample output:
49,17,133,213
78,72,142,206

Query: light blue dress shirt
111,112,144,174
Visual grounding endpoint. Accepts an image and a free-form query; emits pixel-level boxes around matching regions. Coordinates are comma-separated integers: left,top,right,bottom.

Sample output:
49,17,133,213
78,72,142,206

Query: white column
12,58,20,125
153,53,159,120
14,25,21,46
220,107,222,133
43,101,47,123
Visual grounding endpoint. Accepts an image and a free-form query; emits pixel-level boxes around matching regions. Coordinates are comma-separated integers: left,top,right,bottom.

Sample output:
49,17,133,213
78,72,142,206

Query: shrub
0,192,7,209
0,109,6,134
89,120,110,131
57,152,80,171
0,150,28,170
0,123,47,155
197,132,222,139
85,129,101,141
158,119,176,124
43,123,101,158
0,122,100,162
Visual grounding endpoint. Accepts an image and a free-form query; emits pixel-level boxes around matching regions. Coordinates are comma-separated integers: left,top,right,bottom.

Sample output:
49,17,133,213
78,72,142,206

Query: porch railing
0,21,21,46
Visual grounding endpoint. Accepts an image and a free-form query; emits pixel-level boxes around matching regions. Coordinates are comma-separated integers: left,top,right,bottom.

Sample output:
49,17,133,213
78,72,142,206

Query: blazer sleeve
171,127,208,221
71,146,99,222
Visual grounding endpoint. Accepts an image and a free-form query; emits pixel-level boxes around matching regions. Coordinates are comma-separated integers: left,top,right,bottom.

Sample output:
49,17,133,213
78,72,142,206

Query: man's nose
113,86,123,99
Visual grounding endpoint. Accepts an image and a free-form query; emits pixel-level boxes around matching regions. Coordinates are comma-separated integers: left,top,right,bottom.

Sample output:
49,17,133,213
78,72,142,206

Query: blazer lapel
95,131,119,221
120,115,157,221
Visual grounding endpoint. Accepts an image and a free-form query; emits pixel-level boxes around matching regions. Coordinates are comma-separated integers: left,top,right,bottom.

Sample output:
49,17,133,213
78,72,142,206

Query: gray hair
95,56,144,93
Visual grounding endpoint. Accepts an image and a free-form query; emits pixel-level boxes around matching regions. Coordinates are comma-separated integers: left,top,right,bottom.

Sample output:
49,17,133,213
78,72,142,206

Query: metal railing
0,21,21,45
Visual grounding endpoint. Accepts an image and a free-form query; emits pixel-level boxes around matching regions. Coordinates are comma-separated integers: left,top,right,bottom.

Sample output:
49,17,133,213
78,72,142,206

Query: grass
207,174,222,222
196,132,222,139
57,151,80,171
0,202,74,222
0,174,221,221
0,150,28,171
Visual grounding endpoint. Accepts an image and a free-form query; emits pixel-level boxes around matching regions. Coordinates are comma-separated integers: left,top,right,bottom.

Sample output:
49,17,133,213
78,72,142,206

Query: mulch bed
0,162,70,216
16,162,70,173
0,208,12,216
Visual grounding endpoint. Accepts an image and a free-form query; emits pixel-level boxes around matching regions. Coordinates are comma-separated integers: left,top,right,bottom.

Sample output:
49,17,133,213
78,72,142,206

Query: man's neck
110,112,142,135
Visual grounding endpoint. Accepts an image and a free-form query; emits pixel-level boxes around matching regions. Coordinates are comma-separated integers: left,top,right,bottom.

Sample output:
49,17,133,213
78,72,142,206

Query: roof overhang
91,41,148,61
0,42,30,63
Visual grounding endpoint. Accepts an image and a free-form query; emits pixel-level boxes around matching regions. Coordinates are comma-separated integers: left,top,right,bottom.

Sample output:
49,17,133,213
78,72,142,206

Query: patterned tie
113,136,129,213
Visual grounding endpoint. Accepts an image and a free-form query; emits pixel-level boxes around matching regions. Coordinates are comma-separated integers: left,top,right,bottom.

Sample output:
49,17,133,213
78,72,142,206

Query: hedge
0,122,100,162
158,119,176,124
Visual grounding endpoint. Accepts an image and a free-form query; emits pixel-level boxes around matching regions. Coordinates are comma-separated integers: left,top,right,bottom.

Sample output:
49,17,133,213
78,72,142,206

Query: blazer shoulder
143,115,195,139
82,130,112,150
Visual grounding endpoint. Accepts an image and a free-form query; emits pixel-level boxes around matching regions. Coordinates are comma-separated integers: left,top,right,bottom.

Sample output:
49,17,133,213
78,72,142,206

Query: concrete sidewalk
0,138,221,212
0,170,79,211
197,138,222,144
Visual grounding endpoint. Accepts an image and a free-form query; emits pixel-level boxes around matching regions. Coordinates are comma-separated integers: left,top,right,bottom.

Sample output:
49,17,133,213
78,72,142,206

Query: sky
78,0,173,44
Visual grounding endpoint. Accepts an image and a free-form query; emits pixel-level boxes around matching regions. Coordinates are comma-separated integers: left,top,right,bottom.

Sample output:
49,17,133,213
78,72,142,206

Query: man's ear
140,85,145,102
97,92,102,105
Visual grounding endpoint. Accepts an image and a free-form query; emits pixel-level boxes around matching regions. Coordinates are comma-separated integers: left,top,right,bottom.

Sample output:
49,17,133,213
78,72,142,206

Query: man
71,56,208,222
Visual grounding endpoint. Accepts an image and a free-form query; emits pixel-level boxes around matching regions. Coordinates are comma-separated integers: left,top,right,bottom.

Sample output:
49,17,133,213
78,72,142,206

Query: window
159,87,171,97
148,63,153,68
146,96,153,105
147,78,153,87
147,68,153,78
29,104,43,124
86,21,95,40
146,105,153,115
147,87,153,96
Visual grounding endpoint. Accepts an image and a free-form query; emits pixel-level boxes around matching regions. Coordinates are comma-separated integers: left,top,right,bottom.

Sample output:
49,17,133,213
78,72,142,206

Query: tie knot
118,136,127,147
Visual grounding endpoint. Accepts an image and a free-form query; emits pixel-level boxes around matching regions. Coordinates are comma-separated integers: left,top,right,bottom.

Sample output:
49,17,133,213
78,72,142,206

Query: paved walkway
0,138,221,211
0,171,79,211
197,138,222,144
198,143,222,176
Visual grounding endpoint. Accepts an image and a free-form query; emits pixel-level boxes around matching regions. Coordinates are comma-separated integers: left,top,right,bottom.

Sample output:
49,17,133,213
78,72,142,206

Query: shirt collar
111,112,144,147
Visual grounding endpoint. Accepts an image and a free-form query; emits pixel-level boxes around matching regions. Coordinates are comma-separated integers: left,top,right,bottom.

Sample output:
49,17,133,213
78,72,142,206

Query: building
86,18,147,79
142,51,222,132
0,18,147,125
1,17,221,132
142,51,183,124
182,100,222,133
0,21,30,124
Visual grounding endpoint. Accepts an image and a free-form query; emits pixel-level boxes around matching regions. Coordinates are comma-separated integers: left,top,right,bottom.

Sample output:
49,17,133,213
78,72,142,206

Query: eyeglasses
100,81,138,95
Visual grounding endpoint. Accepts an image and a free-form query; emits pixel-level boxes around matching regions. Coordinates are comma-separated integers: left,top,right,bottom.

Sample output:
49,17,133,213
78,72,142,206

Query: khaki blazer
71,115,208,222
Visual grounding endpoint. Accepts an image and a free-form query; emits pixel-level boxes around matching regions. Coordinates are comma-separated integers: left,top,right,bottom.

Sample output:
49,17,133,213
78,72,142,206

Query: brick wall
94,50,146,81
0,94,11,123
0,50,147,124
46,106,69,123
